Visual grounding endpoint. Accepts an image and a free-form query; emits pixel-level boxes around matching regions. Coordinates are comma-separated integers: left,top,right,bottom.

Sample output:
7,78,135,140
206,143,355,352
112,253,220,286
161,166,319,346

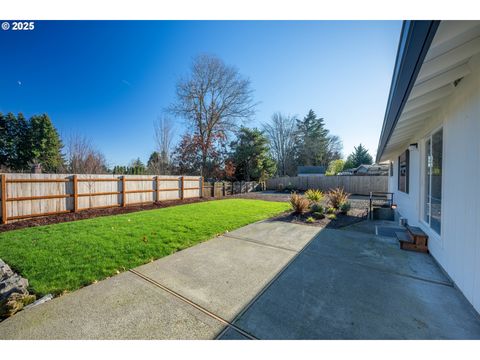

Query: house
339,163,389,176
297,165,325,177
376,21,480,313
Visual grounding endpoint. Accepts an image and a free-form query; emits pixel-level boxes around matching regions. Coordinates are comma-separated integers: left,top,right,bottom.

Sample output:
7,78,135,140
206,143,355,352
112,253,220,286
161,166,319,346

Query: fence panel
266,175,388,195
0,174,261,224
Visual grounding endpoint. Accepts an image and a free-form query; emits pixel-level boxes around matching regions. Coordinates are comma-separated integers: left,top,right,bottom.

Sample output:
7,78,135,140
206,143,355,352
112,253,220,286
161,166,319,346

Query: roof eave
376,20,440,163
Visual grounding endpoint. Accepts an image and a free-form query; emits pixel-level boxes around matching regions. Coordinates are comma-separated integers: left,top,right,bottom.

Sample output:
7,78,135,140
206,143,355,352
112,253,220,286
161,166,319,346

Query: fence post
212,182,215,197
156,176,160,203
122,176,127,207
72,175,78,212
180,176,184,200
200,177,203,198
1,174,7,224
223,182,226,197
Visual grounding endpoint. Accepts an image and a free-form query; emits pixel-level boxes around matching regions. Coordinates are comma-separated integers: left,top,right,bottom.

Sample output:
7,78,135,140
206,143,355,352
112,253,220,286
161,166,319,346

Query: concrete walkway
1,219,480,339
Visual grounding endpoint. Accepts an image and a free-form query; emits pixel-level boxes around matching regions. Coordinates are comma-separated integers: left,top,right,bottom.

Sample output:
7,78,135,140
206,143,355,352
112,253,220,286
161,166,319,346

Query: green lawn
0,199,289,295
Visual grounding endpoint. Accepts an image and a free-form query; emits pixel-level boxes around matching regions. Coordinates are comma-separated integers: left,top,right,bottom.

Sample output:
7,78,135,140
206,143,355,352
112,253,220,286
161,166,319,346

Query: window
398,150,409,193
424,128,443,235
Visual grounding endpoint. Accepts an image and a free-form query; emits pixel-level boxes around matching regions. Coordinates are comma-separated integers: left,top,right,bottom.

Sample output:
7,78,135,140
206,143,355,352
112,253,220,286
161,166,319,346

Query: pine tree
344,144,374,169
295,109,330,166
28,114,65,172
230,127,276,181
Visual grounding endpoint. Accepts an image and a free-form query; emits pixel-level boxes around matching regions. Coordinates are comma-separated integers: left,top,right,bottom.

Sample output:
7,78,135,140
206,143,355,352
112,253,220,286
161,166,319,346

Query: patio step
396,226,429,253
395,231,413,243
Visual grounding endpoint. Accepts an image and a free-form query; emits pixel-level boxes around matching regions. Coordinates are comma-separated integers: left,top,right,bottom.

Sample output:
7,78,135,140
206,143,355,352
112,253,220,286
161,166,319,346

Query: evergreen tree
295,110,330,166
0,112,64,172
128,158,146,175
28,114,65,172
230,127,276,181
344,144,374,169
0,112,29,170
147,150,170,174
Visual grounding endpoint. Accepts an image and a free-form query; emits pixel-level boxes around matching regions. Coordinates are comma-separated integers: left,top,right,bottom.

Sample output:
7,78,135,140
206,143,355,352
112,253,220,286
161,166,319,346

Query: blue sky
0,20,401,167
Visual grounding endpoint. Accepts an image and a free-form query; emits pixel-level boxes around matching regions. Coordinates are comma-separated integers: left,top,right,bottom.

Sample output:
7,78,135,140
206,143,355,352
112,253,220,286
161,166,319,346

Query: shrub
327,214,337,220
305,216,315,223
290,192,310,214
327,187,350,209
310,203,324,214
340,202,351,215
285,182,297,192
305,189,324,203
326,159,345,176
313,211,325,219
326,207,336,214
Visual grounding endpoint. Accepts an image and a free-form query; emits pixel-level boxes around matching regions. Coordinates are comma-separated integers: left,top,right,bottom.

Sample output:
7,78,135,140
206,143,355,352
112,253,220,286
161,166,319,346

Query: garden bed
273,207,367,228
0,197,221,233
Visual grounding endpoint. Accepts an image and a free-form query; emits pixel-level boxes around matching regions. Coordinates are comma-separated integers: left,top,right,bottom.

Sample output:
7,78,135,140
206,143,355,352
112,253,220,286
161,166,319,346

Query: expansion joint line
129,268,257,340
222,233,297,253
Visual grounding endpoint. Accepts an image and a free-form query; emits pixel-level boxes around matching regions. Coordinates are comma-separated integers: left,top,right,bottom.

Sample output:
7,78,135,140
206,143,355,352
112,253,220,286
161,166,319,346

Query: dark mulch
272,208,368,229
0,197,225,233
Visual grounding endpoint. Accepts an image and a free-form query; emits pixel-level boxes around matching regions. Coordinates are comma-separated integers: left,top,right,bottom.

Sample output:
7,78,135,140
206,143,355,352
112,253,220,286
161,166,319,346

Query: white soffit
383,21,480,159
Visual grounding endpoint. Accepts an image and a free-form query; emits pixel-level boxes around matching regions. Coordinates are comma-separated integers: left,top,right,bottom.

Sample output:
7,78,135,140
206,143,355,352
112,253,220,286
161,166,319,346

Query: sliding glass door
424,128,443,235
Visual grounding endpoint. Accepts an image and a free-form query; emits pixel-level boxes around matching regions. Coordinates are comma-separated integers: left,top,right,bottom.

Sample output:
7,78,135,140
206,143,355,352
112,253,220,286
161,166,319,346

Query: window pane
431,129,443,234
398,150,408,193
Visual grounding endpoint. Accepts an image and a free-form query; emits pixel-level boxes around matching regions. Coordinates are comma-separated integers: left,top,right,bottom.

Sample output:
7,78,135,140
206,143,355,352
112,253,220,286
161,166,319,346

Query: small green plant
327,187,350,209
305,216,315,223
327,213,337,220
340,202,351,215
289,192,310,214
310,203,324,214
285,182,297,192
313,211,325,219
305,189,324,203
326,207,336,214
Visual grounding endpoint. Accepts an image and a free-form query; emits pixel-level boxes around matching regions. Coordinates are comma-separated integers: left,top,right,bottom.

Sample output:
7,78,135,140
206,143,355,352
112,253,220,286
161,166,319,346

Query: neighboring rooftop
297,166,326,176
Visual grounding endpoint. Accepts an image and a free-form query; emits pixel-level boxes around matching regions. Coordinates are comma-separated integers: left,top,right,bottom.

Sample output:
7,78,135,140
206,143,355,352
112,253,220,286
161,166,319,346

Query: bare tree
169,54,256,177
326,134,343,163
66,133,108,174
263,113,297,176
152,116,175,174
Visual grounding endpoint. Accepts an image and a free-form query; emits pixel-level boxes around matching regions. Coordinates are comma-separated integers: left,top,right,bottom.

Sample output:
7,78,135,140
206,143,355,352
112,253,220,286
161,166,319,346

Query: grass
0,199,289,295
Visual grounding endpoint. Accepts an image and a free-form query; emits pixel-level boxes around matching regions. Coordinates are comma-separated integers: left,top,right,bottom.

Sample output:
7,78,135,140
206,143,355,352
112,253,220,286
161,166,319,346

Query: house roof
376,21,439,162
297,166,326,174
377,20,480,162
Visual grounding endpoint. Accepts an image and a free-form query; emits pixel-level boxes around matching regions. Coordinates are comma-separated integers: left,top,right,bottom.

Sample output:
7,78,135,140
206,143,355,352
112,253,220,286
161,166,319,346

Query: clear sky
0,20,401,167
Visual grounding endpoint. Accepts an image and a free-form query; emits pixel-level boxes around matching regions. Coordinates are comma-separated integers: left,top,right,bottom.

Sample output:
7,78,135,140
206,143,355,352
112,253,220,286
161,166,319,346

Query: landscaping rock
0,258,36,319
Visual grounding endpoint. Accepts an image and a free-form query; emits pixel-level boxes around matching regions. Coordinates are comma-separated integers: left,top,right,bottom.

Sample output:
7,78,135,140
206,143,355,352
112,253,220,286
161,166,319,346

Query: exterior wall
386,55,480,312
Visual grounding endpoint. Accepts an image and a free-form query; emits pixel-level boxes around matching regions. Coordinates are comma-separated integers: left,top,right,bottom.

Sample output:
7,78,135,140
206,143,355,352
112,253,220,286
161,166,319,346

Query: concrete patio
1,219,480,339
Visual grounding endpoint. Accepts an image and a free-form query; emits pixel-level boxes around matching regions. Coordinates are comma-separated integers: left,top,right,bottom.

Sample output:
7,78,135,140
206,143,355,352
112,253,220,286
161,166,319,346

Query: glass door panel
424,138,431,224
424,129,442,235
430,129,443,234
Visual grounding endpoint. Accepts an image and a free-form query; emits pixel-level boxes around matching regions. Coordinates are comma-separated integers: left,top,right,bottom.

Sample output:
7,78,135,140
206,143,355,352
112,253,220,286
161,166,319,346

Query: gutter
375,20,440,163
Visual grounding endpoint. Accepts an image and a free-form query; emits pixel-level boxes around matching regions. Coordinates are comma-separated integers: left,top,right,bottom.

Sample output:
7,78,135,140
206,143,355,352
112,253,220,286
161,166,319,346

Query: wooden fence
0,173,259,224
266,175,388,195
